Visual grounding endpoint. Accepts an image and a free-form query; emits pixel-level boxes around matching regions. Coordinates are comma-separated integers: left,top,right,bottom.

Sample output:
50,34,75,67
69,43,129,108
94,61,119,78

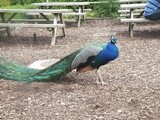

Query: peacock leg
95,69,107,85
95,69,101,84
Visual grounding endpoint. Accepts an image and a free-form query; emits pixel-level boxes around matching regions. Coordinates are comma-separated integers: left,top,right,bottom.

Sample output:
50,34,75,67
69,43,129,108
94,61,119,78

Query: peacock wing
71,44,103,70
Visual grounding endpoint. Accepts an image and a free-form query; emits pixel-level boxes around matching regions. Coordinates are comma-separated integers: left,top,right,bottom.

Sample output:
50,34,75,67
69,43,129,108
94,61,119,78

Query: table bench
0,9,72,45
118,0,157,38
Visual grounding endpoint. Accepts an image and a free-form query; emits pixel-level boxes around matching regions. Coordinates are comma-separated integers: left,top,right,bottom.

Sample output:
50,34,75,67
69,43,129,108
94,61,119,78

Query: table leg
51,13,58,45
129,9,134,38
40,13,50,23
77,6,85,27
0,13,11,37
39,13,52,31
59,13,66,37
81,6,85,22
77,6,82,27
6,13,17,23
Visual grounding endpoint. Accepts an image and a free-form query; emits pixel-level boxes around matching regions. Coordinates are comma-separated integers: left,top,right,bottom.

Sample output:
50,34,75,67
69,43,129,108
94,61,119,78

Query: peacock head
110,36,117,44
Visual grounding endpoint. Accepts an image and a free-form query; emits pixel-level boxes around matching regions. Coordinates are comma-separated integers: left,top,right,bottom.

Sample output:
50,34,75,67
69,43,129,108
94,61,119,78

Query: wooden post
51,13,58,45
77,6,82,27
0,13,11,37
81,6,85,22
129,9,134,38
59,13,66,37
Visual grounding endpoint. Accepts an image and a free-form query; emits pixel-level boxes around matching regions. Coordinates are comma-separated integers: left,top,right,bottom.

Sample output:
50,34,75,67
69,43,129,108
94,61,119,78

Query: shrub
93,0,120,18
0,0,10,6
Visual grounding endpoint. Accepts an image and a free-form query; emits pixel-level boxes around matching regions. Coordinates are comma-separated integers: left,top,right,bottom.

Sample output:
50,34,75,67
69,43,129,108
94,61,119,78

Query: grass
0,4,38,19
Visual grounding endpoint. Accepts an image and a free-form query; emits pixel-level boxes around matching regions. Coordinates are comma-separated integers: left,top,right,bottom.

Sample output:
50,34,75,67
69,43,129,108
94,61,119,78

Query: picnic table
31,2,93,27
0,9,72,45
118,0,150,38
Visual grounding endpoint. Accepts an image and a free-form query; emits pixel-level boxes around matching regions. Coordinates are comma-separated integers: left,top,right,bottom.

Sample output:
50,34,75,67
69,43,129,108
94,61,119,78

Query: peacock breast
107,43,119,57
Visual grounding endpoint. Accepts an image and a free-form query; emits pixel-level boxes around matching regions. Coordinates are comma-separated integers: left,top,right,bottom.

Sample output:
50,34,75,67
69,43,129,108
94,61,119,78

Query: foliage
93,0,120,18
0,0,10,6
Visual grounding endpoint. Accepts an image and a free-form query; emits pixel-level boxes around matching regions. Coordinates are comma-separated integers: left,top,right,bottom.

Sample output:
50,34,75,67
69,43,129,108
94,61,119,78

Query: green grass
0,4,34,9
0,4,36,19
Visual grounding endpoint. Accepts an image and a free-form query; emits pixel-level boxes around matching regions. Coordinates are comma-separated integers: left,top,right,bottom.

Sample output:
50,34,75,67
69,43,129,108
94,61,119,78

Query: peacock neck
106,43,119,60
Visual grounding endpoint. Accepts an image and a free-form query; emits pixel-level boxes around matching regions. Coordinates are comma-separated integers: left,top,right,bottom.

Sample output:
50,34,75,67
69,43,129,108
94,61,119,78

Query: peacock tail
0,50,81,82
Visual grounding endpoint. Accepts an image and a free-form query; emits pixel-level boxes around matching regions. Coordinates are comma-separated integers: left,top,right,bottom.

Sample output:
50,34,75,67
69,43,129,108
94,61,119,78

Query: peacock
0,36,119,85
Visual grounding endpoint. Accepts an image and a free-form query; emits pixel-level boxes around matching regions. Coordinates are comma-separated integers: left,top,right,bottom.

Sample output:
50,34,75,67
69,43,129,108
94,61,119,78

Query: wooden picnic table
0,9,72,45
31,2,92,27
118,0,149,38
31,1,108,27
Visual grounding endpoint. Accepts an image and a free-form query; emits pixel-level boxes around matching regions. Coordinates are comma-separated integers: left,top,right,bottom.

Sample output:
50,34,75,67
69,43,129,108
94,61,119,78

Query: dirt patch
0,19,160,119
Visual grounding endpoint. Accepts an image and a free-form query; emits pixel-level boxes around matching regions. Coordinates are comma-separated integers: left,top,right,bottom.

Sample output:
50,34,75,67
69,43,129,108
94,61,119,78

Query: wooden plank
0,9,72,14
118,9,144,13
0,23,65,28
26,12,86,16
120,18,155,22
88,1,108,4
26,13,52,16
0,19,52,22
121,3,146,9
119,13,143,17
68,9,91,11
63,12,86,15
31,2,90,6
119,0,147,3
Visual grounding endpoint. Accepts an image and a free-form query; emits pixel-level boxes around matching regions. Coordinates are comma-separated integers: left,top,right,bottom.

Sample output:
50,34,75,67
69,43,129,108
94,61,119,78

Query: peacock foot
95,79,108,85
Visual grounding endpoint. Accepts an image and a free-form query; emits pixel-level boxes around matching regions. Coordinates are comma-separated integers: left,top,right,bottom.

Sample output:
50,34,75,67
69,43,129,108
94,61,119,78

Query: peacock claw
95,79,108,85
101,81,108,85
95,81,107,85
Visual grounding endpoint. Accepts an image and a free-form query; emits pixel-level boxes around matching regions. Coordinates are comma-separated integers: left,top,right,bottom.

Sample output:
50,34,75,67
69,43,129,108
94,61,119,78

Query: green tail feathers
0,50,80,82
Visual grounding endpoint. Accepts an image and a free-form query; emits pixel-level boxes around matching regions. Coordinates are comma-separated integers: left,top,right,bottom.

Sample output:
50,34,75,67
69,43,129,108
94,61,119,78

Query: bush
9,0,45,5
93,0,120,18
0,0,10,6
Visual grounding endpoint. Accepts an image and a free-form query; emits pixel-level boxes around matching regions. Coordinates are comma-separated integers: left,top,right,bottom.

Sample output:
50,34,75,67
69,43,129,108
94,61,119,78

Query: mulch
0,19,160,119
